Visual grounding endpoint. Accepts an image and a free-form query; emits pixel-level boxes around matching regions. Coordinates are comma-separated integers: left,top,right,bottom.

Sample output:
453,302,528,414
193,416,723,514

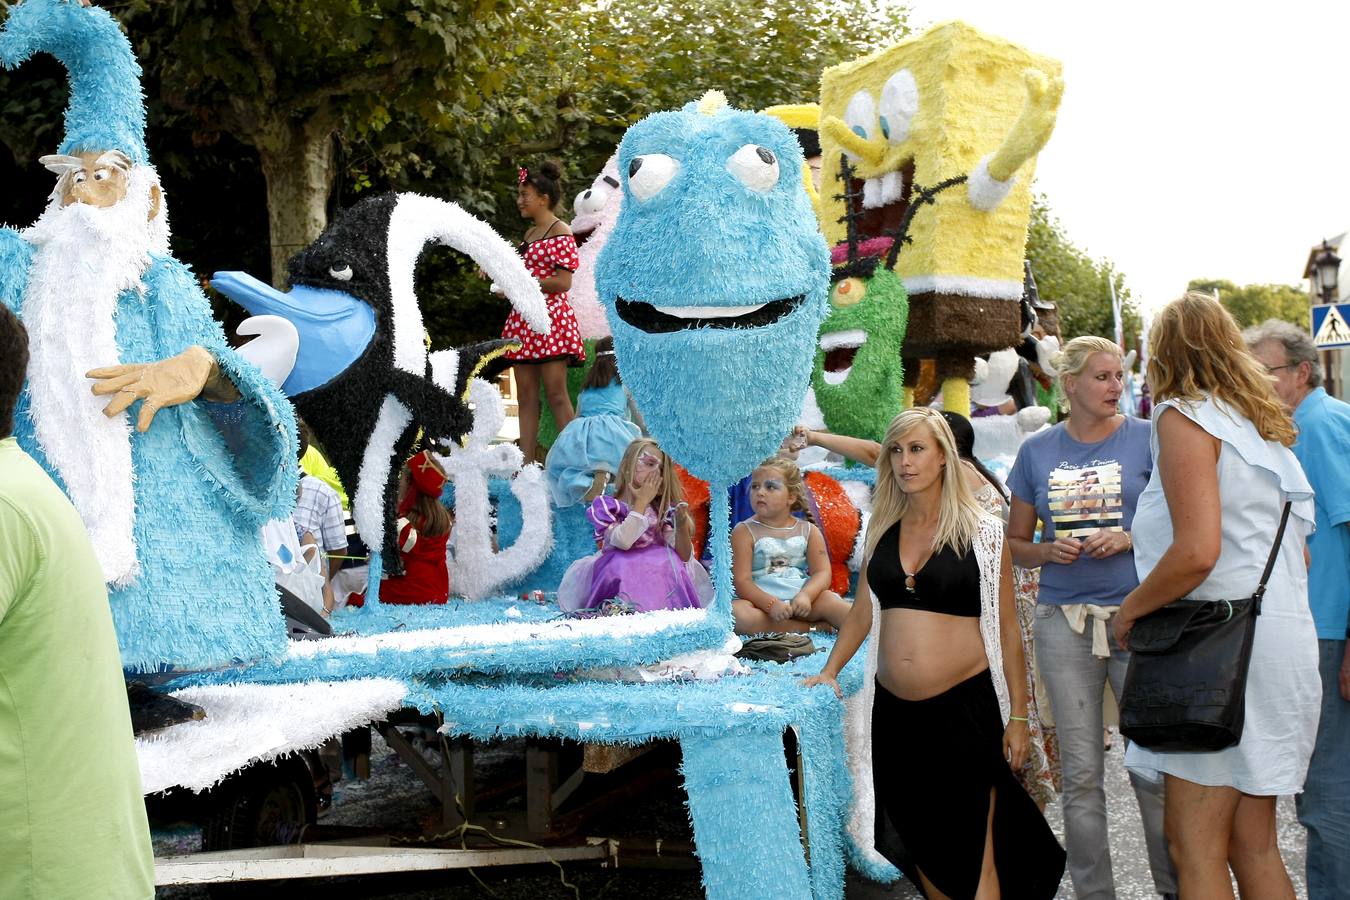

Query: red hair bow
517,166,529,185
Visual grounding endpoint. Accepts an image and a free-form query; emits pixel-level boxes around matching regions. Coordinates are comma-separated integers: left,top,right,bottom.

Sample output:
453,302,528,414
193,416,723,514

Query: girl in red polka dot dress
502,160,586,463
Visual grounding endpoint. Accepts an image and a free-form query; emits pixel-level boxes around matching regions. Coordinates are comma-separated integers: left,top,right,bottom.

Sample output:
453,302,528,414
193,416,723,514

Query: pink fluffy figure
568,153,621,339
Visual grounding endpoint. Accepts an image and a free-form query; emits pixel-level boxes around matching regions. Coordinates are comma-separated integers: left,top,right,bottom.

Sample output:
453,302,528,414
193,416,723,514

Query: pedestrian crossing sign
1312,303,1350,349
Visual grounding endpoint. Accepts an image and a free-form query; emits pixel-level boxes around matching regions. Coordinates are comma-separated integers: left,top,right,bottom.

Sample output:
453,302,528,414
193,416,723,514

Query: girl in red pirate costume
350,451,453,606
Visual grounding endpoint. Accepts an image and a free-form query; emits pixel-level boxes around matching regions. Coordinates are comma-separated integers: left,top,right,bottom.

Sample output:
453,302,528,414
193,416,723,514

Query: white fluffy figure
442,378,553,599
567,153,622,339
969,347,1052,477
21,154,166,583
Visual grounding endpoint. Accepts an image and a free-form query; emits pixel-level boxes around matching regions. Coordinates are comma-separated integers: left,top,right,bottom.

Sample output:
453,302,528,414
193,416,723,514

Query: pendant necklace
901,530,935,593
750,517,797,531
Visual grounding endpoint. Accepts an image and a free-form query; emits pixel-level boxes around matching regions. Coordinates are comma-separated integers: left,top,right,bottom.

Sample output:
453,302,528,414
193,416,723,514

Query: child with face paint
556,438,712,613
731,457,851,634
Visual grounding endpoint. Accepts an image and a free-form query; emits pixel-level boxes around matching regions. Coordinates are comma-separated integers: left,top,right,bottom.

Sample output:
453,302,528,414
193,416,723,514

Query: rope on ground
387,725,586,900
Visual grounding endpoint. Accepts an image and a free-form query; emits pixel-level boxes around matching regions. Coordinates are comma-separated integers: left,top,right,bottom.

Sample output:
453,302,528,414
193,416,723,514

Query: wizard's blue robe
0,229,298,672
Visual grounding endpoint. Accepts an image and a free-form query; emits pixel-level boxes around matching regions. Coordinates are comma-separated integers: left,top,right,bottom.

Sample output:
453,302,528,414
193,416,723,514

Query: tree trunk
257,117,336,287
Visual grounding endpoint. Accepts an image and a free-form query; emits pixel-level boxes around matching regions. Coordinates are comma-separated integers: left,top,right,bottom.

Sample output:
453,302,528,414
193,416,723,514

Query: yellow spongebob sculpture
818,21,1062,413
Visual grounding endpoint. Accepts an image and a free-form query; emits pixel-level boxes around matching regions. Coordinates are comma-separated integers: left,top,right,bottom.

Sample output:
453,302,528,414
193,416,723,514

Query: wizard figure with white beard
0,0,298,674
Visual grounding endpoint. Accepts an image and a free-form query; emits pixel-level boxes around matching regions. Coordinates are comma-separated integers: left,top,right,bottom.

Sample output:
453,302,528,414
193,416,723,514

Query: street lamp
1314,240,1341,304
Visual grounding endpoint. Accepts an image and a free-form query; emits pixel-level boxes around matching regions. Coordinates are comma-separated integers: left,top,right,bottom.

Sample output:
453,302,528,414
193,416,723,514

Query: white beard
20,168,166,586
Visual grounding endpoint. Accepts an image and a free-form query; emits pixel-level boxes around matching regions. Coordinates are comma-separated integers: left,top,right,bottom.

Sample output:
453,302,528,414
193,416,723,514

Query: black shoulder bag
1120,501,1292,753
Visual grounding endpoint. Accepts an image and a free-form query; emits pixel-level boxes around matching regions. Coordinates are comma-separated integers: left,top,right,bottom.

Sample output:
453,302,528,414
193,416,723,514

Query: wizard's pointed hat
0,0,148,165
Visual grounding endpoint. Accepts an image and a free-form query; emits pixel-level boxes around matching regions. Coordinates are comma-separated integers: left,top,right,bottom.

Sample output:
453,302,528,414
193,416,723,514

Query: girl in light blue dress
544,337,643,507
731,457,851,634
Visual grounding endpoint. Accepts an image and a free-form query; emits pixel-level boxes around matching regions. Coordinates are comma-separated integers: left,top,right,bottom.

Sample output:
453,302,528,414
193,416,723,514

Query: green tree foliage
1186,278,1310,329
1025,196,1140,348
1,0,907,343
115,0,524,284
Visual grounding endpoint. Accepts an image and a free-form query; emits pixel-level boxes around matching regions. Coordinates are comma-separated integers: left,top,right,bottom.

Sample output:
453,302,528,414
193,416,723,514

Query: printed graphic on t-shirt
1047,462,1124,537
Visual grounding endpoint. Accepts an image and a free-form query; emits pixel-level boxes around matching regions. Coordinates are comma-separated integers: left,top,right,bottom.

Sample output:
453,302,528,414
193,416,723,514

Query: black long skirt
873,669,1065,899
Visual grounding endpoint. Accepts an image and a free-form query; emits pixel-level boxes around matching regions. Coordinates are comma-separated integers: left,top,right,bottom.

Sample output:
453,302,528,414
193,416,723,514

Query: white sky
903,0,1350,310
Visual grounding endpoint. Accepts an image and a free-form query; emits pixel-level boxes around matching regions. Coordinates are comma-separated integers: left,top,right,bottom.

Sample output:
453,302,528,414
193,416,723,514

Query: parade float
0,4,1069,895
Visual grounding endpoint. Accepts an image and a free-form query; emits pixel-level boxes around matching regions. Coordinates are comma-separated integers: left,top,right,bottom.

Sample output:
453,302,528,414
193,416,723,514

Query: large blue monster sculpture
0,0,297,671
596,91,830,619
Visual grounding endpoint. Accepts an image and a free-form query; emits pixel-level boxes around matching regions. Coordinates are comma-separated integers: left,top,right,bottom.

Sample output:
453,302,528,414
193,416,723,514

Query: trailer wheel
202,754,317,851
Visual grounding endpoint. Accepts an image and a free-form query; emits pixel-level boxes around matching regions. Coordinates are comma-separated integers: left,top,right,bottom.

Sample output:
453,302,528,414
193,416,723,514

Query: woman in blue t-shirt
1006,336,1177,900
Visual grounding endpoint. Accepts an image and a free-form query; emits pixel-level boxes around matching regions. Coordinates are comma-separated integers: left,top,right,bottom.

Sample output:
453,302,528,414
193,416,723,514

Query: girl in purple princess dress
557,438,713,613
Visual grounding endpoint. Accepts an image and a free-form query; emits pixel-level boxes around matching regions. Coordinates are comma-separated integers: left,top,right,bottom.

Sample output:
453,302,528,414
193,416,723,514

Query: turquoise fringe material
0,0,150,163
402,638,884,899
3,255,297,671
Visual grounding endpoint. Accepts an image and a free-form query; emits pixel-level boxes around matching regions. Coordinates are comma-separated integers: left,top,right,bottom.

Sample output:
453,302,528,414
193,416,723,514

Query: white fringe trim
443,380,554,599
901,274,1024,302
846,586,883,866
354,396,412,554
137,678,408,794
288,607,710,659
966,154,1017,212
386,194,549,375
19,173,169,585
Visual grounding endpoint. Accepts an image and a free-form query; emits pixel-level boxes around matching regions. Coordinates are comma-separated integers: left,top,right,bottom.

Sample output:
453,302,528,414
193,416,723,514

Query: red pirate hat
398,451,447,516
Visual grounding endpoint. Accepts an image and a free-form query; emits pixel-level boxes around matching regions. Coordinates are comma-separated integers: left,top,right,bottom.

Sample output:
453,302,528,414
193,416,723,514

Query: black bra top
868,520,981,617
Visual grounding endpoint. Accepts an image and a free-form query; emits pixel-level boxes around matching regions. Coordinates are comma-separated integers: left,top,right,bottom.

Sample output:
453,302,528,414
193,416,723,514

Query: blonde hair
615,437,684,520
1148,292,1296,446
753,457,817,528
1050,335,1123,415
865,408,986,560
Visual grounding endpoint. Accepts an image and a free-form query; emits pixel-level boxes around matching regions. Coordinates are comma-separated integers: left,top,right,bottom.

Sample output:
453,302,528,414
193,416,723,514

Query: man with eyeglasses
1246,318,1350,899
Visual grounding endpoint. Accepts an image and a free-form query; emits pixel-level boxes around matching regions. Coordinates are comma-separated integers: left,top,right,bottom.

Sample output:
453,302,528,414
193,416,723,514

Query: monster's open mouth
848,159,915,243
572,225,596,249
615,295,805,333
820,329,865,385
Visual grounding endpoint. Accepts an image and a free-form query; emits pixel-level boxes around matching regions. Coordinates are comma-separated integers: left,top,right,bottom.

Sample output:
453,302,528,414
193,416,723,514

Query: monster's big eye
843,90,877,146
627,154,680,202
831,277,867,307
329,264,353,282
726,144,780,193
878,70,918,145
574,185,609,215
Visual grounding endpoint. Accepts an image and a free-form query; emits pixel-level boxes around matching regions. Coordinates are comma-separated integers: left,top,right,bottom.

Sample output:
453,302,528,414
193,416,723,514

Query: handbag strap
1251,501,1293,612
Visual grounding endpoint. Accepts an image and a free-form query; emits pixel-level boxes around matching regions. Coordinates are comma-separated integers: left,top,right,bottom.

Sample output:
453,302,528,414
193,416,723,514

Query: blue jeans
1297,639,1350,900
1034,603,1177,899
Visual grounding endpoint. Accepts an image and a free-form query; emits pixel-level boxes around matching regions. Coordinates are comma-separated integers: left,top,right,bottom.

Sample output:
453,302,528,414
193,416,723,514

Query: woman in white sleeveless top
1114,293,1319,899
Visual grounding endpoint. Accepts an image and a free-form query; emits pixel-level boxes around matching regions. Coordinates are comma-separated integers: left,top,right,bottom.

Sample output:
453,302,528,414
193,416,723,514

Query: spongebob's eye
726,144,779,193
93,168,110,182
843,90,877,147
329,264,353,282
574,185,609,215
627,154,680,202
878,70,918,145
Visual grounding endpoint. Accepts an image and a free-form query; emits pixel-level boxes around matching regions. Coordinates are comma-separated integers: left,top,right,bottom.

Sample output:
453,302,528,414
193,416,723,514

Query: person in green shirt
0,305,154,899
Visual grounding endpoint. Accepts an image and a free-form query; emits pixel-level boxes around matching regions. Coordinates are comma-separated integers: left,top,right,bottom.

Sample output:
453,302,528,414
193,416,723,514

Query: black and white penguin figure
213,192,549,582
